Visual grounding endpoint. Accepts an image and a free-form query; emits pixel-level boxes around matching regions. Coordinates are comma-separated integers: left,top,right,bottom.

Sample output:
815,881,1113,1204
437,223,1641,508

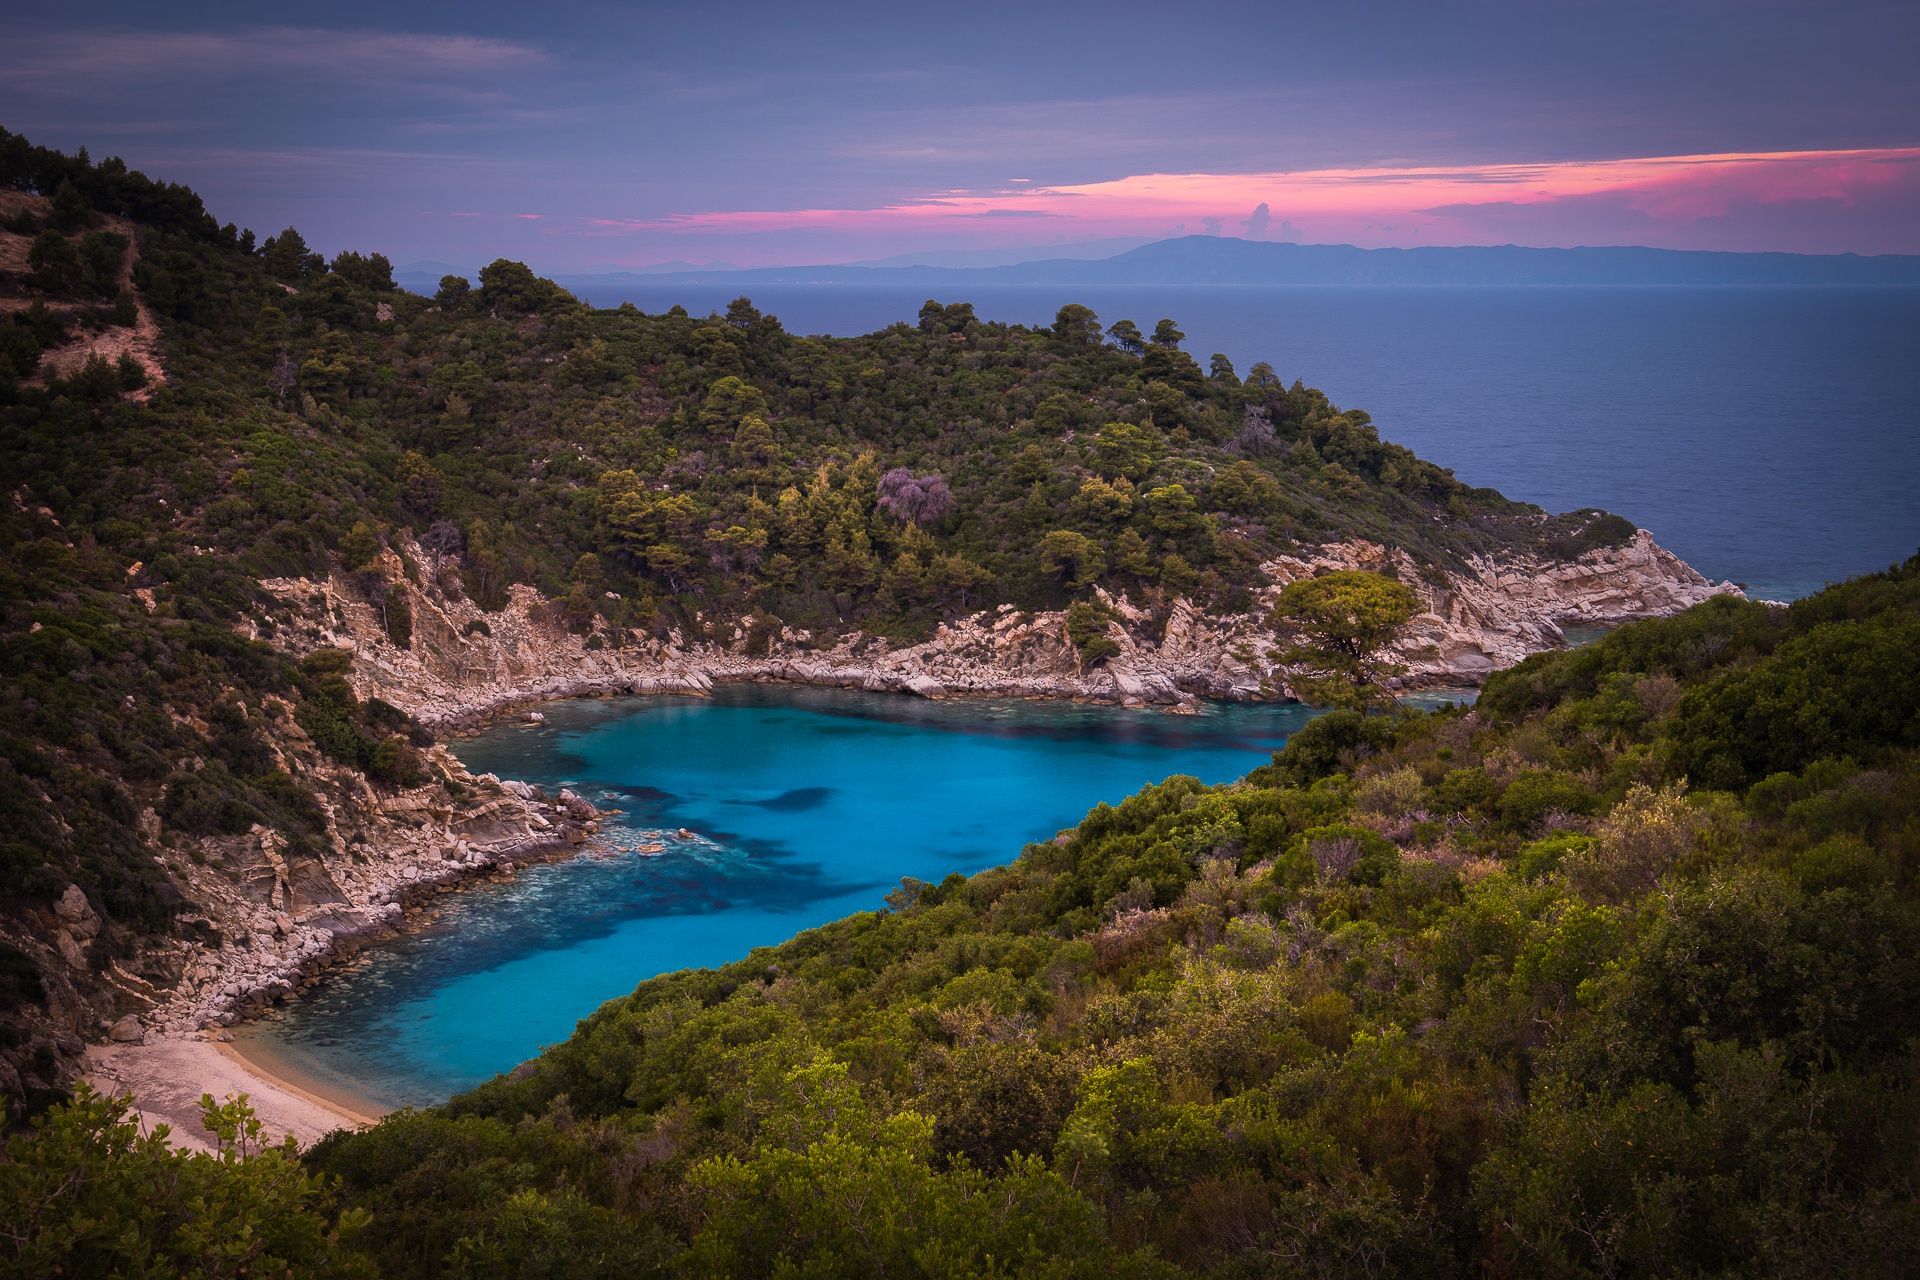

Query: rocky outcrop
126,759,598,1039
2,729,601,1102
1264,531,1742,681
256,529,1741,724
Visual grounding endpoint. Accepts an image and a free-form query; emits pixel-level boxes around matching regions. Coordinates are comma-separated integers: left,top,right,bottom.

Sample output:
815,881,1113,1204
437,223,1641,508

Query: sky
3,1,1917,270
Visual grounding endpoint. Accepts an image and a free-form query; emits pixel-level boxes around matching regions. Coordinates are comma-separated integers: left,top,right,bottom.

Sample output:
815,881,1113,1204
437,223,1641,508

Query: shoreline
84,1033,388,1154
430,670,1484,740
128,682,1476,1130
297,528,1738,740
224,1029,392,1127
147,685,1428,1113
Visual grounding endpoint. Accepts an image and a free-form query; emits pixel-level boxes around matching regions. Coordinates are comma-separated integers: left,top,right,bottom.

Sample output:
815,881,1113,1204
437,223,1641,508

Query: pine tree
48,178,90,231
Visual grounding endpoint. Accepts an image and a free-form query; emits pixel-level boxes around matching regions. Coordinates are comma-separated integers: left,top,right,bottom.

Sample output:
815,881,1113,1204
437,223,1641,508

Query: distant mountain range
400,236,1920,299
841,236,1157,270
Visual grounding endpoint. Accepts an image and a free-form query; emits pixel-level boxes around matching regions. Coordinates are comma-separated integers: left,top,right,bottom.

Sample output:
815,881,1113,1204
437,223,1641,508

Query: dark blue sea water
577,284,1920,603
253,688,1323,1106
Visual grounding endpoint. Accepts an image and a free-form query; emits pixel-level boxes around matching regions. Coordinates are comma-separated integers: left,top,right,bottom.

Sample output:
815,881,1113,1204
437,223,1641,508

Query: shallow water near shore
252,687,1326,1108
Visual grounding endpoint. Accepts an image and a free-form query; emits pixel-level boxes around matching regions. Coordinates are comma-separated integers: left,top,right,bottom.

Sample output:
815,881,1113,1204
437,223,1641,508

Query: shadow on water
738,787,835,812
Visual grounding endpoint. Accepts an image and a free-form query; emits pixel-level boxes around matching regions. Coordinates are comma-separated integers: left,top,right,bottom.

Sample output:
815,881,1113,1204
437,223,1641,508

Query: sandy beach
84,1035,390,1154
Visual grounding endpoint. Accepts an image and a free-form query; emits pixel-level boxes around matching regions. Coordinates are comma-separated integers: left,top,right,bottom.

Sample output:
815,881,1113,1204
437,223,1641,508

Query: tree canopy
1270,569,1423,707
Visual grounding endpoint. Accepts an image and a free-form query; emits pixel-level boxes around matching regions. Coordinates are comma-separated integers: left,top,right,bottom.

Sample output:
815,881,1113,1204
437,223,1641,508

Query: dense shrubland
13,567,1918,1274
271,556,1920,1277
1,1084,375,1278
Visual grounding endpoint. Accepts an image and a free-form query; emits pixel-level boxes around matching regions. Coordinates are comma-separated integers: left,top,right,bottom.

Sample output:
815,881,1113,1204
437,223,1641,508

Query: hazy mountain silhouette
535,236,1920,298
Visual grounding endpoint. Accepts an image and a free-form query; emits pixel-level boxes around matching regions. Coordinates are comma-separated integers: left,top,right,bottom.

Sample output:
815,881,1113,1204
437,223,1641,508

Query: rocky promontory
4,725,606,1102
258,528,1740,724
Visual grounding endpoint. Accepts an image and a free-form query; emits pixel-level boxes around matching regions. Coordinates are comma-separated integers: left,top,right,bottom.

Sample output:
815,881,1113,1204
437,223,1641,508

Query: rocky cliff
259,528,1740,723
1,712,603,1106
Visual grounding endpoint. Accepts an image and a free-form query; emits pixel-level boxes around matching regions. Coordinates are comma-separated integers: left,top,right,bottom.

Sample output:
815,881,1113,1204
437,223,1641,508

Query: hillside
295,559,1920,1279
0,131,1714,1114
10,557,1912,1277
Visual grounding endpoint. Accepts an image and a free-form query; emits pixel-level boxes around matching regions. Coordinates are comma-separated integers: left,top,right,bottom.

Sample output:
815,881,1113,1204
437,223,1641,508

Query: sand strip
84,1036,389,1154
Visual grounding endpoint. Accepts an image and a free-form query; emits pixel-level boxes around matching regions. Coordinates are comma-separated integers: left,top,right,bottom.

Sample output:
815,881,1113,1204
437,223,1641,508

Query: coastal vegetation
0,127,1624,1096
5,130,1915,1276
280,556,1916,1279
1,1085,374,1278
10,556,1910,1276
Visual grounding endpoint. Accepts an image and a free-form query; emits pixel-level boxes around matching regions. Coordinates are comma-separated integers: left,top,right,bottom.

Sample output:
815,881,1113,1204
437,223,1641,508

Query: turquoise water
253,687,1323,1106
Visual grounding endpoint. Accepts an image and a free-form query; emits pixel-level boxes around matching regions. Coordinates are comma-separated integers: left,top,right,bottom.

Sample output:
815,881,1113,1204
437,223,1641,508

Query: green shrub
26,230,82,295
1064,599,1119,666
1516,831,1594,881
1427,765,1497,815
1497,768,1599,832
1667,612,1920,790
382,591,411,649
0,1086,373,1278
338,522,379,572
1252,709,1397,788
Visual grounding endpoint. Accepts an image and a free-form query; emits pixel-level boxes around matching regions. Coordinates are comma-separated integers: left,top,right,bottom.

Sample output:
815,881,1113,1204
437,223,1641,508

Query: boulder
55,884,94,924
903,674,947,699
108,1014,145,1044
56,929,88,968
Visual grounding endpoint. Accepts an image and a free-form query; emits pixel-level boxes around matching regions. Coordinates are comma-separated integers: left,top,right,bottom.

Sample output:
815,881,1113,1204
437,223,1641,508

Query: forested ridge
7,132,1916,1278
2,126,1623,649
0,127,1625,1075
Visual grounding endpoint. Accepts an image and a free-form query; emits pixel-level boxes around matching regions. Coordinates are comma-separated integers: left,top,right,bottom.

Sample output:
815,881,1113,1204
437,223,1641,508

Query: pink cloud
554,148,1920,263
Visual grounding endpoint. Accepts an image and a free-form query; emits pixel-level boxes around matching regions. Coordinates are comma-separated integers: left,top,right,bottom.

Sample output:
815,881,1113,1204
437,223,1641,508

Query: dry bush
1091,907,1177,975
1107,876,1156,917
1564,783,1699,902
1310,833,1362,882
1177,857,1251,917
1636,672,1684,719
1356,767,1425,819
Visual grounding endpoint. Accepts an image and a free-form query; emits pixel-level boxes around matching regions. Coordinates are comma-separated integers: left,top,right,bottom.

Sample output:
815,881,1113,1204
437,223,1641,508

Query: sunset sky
4,1,1916,268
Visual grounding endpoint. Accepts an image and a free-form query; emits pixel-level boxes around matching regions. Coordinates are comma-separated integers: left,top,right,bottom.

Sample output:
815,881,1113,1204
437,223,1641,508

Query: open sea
248,285,1919,1104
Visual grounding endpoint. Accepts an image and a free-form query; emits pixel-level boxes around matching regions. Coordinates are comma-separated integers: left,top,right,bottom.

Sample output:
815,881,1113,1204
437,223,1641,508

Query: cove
247,686,1326,1107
